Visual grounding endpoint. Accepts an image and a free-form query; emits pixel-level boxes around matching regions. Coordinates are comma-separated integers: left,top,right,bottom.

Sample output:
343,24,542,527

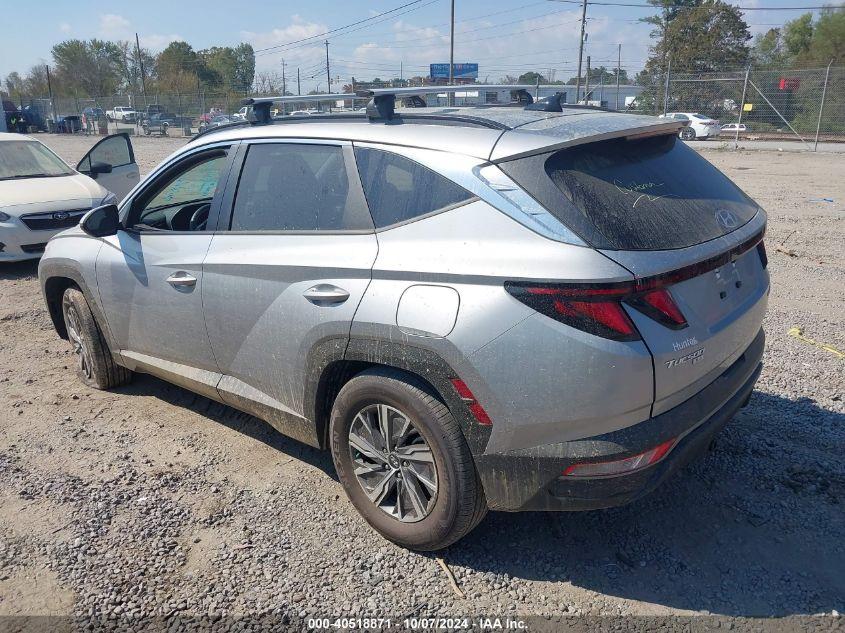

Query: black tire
161,122,169,136
330,367,487,550
61,288,132,390
680,126,696,141
143,126,151,136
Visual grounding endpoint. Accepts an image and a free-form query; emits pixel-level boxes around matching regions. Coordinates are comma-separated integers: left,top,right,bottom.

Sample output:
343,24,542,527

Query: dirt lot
0,134,843,626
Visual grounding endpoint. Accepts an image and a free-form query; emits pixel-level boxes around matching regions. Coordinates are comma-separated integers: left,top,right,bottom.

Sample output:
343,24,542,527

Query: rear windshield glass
501,134,759,250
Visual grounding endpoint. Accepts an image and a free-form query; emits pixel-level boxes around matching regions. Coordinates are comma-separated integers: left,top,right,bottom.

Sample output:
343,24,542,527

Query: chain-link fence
6,64,844,148
640,65,844,149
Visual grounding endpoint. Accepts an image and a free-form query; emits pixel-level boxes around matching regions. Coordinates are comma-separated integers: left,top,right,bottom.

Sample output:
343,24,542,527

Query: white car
289,110,312,116
107,106,137,122
660,112,721,140
0,133,139,262
231,106,250,121
721,123,748,133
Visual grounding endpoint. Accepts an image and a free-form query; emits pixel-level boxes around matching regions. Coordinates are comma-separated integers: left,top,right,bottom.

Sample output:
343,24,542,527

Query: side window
354,147,475,229
78,135,132,172
230,143,372,232
131,150,229,231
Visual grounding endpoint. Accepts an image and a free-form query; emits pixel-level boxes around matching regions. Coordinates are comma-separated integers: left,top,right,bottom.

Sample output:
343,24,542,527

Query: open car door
77,133,140,200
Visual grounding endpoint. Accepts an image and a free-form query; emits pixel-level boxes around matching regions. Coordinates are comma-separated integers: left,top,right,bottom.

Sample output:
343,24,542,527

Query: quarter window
354,147,475,229
230,143,372,232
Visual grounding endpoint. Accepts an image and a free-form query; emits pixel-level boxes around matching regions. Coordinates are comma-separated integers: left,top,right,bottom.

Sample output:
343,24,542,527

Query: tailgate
605,218,769,415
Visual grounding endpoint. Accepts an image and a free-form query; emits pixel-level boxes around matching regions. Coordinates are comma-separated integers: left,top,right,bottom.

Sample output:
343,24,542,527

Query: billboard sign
430,63,479,80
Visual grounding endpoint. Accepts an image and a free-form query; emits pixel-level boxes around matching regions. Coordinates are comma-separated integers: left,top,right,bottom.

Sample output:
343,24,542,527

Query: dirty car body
39,102,768,547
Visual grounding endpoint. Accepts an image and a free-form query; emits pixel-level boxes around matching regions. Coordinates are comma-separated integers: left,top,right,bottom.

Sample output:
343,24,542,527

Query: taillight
505,281,689,341
756,240,768,268
505,282,640,342
626,288,688,330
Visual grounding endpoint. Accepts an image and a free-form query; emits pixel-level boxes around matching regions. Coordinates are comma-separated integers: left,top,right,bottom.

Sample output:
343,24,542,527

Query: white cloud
59,23,72,34
99,13,131,36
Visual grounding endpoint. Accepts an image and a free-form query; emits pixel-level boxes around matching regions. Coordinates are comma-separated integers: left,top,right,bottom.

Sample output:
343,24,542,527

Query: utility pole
575,0,588,104
615,43,621,110
297,67,301,95
135,33,148,108
325,40,331,92
585,56,591,105
280,58,287,115
400,61,403,83
46,65,57,125
448,0,455,106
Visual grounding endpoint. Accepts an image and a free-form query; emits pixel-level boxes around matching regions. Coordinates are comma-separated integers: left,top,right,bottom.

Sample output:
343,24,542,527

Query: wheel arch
305,338,492,455
39,261,118,353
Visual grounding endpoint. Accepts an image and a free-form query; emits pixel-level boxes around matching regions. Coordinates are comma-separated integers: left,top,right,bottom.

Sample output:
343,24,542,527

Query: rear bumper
475,328,765,511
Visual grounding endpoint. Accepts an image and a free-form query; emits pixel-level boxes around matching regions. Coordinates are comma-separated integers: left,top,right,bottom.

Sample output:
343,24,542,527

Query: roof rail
355,85,536,121
242,93,364,124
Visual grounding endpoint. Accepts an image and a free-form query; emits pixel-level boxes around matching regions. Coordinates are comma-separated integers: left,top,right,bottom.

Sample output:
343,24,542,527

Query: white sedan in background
0,133,139,262
660,112,721,140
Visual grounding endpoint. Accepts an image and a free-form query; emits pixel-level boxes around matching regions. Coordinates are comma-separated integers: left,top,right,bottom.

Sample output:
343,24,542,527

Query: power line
254,0,442,57
253,0,427,54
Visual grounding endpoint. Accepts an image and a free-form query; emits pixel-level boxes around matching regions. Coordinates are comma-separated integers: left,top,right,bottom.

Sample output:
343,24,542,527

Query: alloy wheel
64,304,93,381
348,404,438,523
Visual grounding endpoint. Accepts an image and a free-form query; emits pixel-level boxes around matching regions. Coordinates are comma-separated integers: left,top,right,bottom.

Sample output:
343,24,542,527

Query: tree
783,13,814,59
637,0,751,113
24,65,50,96
4,72,24,96
807,6,845,64
752,28,787,68
517,71,546,85
232,44,255,93
52,39,124,96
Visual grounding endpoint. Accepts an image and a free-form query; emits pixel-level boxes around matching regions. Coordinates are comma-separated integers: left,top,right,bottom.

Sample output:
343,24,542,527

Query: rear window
500,134,759,250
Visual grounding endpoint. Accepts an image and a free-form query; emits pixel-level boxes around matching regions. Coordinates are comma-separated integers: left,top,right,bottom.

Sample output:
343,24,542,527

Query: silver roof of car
186,107,683,163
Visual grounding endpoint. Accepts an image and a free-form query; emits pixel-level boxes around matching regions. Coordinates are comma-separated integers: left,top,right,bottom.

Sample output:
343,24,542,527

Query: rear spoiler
490,118,685,162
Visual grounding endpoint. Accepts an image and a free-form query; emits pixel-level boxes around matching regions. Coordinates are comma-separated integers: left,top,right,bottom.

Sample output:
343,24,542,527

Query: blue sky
1,0,822,91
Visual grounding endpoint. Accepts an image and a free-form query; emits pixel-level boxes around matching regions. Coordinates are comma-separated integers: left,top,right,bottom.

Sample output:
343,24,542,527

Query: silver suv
39,99,769,550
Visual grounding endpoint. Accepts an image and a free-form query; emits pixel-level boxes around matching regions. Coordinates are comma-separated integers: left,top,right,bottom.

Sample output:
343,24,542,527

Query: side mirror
80,204,120,237
89,161,113,177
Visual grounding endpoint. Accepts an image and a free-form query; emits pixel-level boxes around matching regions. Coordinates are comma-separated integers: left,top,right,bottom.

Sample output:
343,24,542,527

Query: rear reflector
562,437,677,478
450,378,492,426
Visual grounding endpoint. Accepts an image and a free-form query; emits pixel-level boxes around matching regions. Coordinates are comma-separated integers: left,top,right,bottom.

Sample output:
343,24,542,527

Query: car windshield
0,140,74,180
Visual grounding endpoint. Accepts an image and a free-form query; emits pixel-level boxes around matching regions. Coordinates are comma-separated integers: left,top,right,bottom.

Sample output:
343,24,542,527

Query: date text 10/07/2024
307,617,528,630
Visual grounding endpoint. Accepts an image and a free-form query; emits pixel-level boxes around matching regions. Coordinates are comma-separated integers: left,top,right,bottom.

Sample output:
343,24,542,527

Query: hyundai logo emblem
53,211,70,221
715,208,738,229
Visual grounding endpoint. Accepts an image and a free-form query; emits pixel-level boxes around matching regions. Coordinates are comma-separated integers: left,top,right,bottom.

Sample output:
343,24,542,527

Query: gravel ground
0,135,843,627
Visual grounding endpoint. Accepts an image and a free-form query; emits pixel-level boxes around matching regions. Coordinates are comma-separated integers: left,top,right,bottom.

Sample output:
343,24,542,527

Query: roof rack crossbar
355,85,536,121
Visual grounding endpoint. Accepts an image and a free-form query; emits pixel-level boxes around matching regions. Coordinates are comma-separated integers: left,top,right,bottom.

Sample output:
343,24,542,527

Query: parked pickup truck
141,112,192,136
106,106,136,122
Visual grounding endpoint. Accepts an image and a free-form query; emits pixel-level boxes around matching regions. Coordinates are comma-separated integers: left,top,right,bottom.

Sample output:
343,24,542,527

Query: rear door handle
166,271,197,288
303,284,350,304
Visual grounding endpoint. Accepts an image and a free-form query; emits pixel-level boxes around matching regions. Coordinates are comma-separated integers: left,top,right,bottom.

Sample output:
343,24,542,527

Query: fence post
814,60,833,152
662,57,671,115
735,66,751,150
